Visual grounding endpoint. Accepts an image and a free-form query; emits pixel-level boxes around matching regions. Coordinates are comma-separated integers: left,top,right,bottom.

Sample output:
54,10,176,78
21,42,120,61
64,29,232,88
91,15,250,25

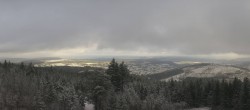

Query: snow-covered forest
0,59,250,110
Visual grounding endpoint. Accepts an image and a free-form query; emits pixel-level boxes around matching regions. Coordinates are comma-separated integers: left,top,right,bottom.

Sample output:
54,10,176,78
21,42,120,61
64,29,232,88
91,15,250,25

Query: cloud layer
1,1,250,58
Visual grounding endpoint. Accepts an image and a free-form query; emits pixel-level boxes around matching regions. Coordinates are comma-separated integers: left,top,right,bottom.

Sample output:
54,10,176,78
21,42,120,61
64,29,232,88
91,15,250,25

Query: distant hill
0,57,61,64
131,58,178,66
149,63,250,81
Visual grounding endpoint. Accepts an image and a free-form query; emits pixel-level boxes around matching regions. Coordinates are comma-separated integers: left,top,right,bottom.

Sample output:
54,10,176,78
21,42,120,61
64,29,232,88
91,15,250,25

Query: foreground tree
106,58,130,91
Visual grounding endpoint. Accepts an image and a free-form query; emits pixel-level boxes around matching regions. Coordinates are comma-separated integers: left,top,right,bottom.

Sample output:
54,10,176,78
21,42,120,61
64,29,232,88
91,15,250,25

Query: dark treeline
0,59,250,110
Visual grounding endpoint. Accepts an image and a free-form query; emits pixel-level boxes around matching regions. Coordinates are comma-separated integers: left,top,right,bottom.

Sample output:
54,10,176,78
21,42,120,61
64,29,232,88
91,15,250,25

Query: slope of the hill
149,63,250,81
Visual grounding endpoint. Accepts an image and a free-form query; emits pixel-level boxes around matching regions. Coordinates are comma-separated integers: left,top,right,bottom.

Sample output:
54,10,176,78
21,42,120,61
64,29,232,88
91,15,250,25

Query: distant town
34,59,176,75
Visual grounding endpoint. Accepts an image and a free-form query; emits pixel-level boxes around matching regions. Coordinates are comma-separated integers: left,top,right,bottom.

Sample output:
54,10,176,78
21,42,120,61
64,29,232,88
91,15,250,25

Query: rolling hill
149,63,250,81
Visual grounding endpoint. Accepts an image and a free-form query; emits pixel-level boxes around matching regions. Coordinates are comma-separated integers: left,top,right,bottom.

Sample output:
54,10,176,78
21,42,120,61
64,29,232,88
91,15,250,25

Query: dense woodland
0,59,250,110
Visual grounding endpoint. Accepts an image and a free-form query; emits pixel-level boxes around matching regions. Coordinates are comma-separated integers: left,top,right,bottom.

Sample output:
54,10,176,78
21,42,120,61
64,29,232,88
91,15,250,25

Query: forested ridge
0,59,250,110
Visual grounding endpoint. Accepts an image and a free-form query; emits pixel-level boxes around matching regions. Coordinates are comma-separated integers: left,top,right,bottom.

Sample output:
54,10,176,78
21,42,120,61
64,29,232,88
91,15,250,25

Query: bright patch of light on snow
175,61,201,64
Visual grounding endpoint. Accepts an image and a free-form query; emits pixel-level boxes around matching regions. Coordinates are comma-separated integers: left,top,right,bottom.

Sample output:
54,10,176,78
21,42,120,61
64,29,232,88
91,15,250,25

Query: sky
1,0,250,60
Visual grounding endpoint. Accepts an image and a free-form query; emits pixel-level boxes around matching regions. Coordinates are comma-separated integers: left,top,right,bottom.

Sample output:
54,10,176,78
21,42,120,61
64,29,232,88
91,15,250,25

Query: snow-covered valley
150,63,250,81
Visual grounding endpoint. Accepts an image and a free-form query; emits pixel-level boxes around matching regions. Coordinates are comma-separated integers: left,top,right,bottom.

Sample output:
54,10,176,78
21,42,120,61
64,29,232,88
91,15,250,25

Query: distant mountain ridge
149,63,250,81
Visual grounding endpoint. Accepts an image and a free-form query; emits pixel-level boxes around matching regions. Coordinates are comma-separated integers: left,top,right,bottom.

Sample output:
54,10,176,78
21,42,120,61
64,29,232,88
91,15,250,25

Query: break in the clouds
1,0,250,59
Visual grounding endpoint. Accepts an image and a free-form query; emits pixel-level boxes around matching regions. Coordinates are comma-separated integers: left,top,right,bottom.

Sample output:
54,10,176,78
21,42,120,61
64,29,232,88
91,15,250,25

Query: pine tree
240,77,250,110
119,61,130,91
34,90,46,110
212,81,221,107
20,62,25,70
89,71,113,110
106,59,130,91
58,84,81,110
3,60,8,69
106,59,120,90
232,77,241,109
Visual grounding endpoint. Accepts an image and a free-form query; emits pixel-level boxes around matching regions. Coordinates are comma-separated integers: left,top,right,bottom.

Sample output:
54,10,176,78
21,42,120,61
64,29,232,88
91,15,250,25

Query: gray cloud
1,0,250,57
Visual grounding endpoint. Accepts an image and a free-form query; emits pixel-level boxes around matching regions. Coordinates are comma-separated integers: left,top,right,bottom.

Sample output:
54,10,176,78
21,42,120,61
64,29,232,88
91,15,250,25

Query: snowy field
84,103,94,110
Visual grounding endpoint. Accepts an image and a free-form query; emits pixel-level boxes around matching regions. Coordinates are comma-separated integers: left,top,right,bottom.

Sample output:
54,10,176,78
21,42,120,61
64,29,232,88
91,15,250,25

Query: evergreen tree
106,58,130,91
119,61,130,91
212,81,221,107
232,77,241,109
240,77,250,110
106,59,120,90
20,62,25,70
3,60,8,69
91,72,112,110
33,90,46,110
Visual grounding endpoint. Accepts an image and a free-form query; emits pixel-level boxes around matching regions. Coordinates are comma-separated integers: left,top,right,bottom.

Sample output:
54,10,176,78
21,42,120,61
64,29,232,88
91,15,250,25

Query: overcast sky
1,0,250,59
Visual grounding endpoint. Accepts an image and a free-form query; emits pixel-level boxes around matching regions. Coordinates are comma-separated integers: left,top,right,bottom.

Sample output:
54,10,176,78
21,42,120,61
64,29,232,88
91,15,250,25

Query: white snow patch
163,64,250,81
84,103,94,110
